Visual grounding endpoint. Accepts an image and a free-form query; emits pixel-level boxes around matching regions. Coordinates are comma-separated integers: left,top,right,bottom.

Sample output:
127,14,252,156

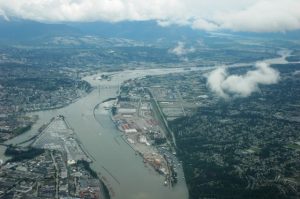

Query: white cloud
0,0,300,32
207,66,228,98
207,62,280,98
0,8,9,20
191,18,218,31
169,42,195,56
215,0,300,32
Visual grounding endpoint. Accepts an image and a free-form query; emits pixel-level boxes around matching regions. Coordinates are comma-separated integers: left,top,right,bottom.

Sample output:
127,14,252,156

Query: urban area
121,62,300,199
0,22,300,199
0,115,108,199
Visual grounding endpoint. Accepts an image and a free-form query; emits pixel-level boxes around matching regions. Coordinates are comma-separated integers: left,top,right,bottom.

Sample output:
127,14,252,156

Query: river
4,68,200,199
1,50,297,199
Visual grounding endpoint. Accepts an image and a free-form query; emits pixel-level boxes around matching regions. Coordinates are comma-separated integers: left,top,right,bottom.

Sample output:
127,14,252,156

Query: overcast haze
0,0,300,32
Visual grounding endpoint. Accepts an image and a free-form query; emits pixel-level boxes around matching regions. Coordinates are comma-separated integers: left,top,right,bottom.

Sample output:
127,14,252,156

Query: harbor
2,68,192,199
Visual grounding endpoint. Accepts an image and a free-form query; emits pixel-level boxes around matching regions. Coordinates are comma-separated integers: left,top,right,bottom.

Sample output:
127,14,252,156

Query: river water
1,50,296,199
4,68,200,199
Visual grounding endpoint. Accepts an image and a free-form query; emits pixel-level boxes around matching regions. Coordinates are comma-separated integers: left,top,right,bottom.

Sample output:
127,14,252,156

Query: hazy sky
0,0,300,32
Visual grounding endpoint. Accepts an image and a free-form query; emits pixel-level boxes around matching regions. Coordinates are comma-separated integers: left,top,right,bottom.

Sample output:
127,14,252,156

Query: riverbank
0,145,108,199
32,115,92,163
5,63,283,199
110,87,180,186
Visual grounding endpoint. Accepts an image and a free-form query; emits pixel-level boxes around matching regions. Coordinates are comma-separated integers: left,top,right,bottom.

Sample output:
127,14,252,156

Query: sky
0,0,300,32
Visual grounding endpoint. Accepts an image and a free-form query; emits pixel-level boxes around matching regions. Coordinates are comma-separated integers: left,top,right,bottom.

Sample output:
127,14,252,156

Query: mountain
224,29,300,40
0,18,208,43
0,17,299,44
0,17,81,43
67,20,208,42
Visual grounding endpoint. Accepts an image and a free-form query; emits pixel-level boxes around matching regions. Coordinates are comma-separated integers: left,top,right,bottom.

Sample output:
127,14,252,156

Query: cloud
207,62,280,98
169,42,195,56
0,0,187,22
0,0,300,32
215,0,300,32
207,67,228,98
191,18,218,31
0,8,9,20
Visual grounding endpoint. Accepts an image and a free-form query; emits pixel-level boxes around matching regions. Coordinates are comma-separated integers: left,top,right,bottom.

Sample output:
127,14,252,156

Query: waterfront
3,68,194,199
0,50,295,199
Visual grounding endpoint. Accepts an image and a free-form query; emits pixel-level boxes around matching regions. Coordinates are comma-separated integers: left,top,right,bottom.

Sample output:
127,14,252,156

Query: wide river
4,68,202,199
1,50,296,199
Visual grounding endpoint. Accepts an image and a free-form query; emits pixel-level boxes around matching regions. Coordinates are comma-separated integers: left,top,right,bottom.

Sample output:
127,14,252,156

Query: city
0,2,300,198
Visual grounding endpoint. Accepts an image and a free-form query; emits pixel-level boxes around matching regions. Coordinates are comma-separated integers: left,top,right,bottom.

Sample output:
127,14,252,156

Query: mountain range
1,17,300,43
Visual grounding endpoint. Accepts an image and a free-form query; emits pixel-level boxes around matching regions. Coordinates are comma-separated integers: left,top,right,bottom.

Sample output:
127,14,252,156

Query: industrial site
111,79,179,186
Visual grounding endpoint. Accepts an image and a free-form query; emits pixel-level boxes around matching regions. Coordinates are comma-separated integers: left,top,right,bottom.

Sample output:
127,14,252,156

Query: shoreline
109,93,178,186
32,115,93,163
3,52,292,145
1,51,294,198
1,88,94,145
